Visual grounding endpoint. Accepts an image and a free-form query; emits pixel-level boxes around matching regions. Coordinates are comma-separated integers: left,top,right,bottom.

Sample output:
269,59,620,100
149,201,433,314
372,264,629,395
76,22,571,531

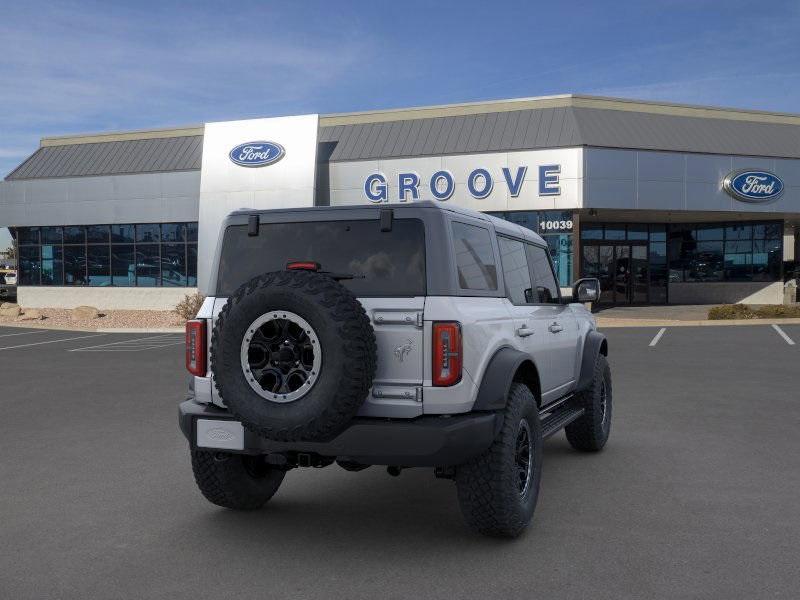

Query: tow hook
386,465,403,477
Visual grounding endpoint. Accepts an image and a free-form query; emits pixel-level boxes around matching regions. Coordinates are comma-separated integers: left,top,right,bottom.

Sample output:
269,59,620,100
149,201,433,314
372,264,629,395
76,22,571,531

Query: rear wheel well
513,361,541,408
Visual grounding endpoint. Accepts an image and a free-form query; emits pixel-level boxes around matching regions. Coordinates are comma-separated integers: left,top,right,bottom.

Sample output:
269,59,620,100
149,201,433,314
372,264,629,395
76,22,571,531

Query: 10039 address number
539,220,573,232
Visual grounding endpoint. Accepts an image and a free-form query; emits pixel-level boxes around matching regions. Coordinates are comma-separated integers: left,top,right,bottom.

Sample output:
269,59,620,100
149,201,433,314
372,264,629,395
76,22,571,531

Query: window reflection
14,223,198,287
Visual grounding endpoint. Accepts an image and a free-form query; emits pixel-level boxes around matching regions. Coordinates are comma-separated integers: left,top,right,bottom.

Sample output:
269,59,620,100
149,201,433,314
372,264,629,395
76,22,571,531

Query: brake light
286,261,320,271
432,321,462,386
185,320,207,376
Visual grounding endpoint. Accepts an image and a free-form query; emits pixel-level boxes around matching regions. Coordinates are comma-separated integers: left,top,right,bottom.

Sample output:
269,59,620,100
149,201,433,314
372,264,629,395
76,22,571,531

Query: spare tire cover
211,270,376,442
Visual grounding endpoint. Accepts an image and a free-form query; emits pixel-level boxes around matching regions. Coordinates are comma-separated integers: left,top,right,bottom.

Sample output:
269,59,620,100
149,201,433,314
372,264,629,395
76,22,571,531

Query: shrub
175,293,206,321
708,303,800,320
754,304,800,318
707,304,757,320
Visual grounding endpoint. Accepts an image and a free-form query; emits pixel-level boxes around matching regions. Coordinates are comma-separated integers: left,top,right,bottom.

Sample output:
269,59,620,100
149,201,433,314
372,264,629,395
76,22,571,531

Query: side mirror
572,277,600,303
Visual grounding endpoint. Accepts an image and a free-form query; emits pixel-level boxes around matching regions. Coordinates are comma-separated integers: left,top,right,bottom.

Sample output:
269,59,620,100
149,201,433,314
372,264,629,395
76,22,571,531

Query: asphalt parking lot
1,324,799,600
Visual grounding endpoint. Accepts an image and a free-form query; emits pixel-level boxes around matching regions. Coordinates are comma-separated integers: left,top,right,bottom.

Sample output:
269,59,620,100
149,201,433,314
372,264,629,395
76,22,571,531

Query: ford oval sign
229,141,285,167
723,169,784,203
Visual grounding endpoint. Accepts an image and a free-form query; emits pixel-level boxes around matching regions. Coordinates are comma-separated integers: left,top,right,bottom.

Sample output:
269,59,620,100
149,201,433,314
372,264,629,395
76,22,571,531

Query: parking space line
0,333,106,351
68,334,181,352
771,324,796,346
76,341,185,352
649,327,667,347
0,330,49,339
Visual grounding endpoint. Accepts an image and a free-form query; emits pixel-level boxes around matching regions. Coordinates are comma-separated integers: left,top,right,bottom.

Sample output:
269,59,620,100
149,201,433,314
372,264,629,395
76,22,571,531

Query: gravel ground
0,307,184,330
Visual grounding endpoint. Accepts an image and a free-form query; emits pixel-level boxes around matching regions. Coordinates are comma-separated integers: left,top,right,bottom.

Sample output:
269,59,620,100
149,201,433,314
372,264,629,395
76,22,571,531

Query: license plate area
196,419,245,451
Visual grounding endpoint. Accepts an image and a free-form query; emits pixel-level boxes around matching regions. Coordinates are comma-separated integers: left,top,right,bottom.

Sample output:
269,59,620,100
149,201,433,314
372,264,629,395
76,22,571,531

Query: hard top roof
227,201,546,245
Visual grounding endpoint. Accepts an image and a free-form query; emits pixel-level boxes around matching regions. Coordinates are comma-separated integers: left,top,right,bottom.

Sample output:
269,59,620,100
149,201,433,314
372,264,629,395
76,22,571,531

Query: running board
540,405,585,439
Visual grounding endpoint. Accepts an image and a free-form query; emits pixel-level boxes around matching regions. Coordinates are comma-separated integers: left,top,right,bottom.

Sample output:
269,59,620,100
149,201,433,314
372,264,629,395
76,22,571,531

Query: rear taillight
432,321,462,387
185,320,207,376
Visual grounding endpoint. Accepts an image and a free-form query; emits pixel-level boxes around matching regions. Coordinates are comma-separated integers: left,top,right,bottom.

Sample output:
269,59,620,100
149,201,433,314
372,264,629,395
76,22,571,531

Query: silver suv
179,202,610,537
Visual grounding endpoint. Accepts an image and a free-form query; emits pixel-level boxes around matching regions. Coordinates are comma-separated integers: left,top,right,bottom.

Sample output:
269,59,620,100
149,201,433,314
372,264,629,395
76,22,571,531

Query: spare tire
211,270,376,442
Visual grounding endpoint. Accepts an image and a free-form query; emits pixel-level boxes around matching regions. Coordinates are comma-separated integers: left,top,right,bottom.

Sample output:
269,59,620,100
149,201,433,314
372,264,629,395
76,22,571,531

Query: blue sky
1,0,799,249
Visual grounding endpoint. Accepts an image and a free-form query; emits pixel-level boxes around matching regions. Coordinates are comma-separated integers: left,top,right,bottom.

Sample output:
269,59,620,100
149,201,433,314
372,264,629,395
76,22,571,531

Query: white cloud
0,2,374,175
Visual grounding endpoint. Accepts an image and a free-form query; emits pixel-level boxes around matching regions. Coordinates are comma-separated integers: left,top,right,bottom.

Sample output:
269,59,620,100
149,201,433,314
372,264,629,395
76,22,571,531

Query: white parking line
771,324,796,346
68,334,181,352
0,333,106,352
77,341,185,352
0,330,48,339
649,327,667,347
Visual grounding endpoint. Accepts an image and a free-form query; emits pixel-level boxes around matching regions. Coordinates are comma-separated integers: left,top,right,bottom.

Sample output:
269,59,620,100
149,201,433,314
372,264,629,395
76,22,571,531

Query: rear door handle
548,322,563,333
516,325,535,338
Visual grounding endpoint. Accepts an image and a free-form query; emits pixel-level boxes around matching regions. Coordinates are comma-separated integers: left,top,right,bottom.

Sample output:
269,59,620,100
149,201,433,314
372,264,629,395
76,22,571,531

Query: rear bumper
179,399,500,467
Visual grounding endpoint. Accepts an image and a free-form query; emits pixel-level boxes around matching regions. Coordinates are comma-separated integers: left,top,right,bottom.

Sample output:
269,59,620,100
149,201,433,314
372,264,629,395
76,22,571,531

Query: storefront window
580,224,603,240
41,245,63,286
41,227,63,245
87,245,111,286
64,226,85,244
603,224,626,240
13,222,198,288
111,225,135,243
64,245,87,285
162,244,187,286
136,245,161,286
19,246,40,285
111,245,136,286
668,220,782,283
136,224,160,243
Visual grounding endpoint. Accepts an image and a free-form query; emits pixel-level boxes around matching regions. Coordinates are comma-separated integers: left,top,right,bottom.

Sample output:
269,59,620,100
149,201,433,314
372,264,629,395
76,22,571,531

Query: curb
597,317,800,328
0,321,184,333
96,328,184,333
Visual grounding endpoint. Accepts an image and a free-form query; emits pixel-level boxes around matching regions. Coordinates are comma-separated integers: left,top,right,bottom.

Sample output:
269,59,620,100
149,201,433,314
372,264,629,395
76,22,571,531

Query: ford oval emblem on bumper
723,169,784,203
229,141,285,167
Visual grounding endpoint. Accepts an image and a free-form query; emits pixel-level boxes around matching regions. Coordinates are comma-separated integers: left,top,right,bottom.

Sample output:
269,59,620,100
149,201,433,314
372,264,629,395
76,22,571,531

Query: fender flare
576,330,608,392
472,347,535,412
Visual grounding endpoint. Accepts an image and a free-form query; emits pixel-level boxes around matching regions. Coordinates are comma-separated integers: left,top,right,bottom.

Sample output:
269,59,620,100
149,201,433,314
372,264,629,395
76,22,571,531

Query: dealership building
0,94,798,309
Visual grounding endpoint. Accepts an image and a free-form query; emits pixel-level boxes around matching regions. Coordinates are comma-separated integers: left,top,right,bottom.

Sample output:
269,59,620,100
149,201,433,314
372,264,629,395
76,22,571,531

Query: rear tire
565,353,612,452
191,451,285,510
455,383,542,537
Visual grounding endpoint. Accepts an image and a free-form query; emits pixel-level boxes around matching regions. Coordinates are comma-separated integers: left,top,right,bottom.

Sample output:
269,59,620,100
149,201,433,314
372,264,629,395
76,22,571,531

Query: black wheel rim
599,380,608,427
241,311,321,403
516,419,533,497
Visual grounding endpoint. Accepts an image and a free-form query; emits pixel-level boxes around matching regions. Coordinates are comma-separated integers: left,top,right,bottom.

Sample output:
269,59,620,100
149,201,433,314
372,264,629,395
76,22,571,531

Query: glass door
614,245,630,303
582,242,649,304
631,245,649,303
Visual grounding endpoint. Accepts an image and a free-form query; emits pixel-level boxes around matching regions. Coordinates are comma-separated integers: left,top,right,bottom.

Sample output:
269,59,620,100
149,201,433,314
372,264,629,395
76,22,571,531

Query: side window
526,244,560,304
497,236,533,304
451,222,498,291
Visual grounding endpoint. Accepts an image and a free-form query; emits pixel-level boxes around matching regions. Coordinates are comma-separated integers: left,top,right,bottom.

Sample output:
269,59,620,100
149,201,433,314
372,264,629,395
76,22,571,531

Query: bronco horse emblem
394,339,414,363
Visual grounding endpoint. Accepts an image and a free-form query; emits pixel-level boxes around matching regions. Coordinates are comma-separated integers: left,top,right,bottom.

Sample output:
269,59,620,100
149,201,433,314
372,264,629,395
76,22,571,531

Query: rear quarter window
216,218,426,297
451,222,497,291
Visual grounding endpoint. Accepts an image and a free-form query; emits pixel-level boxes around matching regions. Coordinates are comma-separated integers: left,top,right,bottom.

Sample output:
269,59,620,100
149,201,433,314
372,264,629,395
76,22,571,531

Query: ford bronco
179,202,610,537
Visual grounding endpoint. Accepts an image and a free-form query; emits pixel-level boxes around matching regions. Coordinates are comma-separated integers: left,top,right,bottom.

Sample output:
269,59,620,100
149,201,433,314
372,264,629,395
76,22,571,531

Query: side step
540,404,584,439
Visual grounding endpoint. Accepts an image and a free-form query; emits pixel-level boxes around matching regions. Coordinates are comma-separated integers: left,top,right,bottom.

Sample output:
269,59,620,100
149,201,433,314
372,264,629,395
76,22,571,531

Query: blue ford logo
723,169,784,203
229,141,285,167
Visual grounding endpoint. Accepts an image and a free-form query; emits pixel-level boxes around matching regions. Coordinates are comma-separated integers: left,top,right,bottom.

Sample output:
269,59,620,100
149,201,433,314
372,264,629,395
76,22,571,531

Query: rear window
216,219,426,297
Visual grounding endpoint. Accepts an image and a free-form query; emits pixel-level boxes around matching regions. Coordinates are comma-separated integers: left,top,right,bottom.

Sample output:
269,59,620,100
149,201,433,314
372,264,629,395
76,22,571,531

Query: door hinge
373,310,424,328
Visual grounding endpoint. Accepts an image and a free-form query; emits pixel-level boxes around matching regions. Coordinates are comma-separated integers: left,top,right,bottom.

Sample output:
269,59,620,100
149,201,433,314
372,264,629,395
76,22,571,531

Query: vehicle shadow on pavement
177,439,587,548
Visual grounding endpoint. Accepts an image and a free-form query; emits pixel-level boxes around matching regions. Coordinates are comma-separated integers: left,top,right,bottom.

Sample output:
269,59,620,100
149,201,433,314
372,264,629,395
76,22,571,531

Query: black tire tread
455,383,541,537
565,353,611,452
191,450,285,510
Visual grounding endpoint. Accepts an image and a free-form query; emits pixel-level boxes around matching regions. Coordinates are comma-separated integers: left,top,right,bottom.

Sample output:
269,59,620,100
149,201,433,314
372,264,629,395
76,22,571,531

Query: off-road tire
455,383,542,537
565,353,612,452
191,451,285,510
211,270,377,442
